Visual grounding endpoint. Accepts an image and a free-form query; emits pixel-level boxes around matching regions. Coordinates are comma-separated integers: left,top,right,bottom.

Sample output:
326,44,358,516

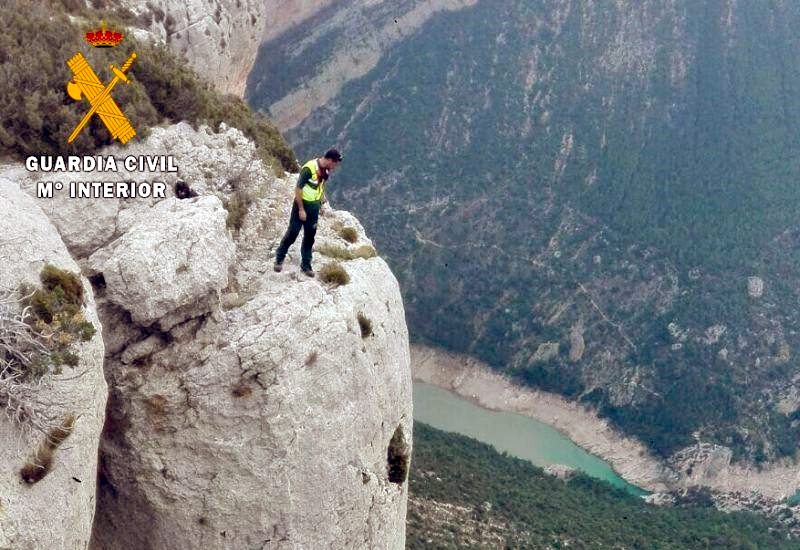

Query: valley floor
410,344,800,500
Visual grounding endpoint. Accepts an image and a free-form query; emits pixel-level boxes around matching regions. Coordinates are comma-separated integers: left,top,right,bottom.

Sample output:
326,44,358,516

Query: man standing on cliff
273,149,343,277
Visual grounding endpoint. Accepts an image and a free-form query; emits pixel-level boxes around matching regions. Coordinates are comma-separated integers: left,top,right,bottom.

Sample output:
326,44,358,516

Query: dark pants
275,200,321,269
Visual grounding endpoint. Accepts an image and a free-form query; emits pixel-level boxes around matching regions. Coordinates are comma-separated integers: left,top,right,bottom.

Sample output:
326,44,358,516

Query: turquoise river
412,381,648,497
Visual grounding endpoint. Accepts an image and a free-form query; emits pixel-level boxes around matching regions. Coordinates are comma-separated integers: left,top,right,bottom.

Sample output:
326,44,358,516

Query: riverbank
411,344,800,499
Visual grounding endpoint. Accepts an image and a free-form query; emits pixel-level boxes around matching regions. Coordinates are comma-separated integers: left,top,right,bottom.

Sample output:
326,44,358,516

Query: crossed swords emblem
66,52,137,144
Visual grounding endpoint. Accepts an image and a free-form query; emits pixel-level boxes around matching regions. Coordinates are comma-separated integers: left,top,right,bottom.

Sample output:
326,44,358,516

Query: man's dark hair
324,149,343,162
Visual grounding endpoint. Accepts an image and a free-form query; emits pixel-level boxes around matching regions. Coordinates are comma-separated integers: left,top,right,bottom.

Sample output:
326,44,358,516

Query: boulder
92,255,412,550
544,464,577,481
19,171,120,258
90,196,235,330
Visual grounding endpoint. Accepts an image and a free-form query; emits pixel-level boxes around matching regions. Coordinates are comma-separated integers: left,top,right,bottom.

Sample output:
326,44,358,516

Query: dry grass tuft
357,312,373,338
231,379,252,398
20,412,76,484
339,226,358,243
387,425,410,484
319,262,350,287
144,394,168,418
317,243,377,261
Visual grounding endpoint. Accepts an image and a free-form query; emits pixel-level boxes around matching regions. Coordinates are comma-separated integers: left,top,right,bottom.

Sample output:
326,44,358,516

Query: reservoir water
413,381,648,497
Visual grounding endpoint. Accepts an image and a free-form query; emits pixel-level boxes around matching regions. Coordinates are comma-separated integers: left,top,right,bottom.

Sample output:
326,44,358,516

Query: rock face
568,324,585,362
669,443,734,482
119,0,368,97
5,123,411,549
119,0,270,96
90,196,235,330
544,464,577,480
0,179,107,550
247,0,478,129
747,276,764,298
93,255,411,550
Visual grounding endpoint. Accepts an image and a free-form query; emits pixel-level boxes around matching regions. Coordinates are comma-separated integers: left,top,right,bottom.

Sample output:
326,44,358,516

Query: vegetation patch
0,0,297,173
0,266,92,459
338,226,358,243
231,378,252,398
357,312,373,338
224,188,252,231
20,412,76,484
319,262,350,287
304,351,318,367
408,422,800,549
317,242,377,261
17,264,95,379
144,394,168,418
387,425,410,484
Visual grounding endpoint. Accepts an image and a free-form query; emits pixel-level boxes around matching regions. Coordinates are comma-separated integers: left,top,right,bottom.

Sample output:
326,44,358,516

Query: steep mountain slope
248,0,800,466
408,423,800,549
247,0,477,129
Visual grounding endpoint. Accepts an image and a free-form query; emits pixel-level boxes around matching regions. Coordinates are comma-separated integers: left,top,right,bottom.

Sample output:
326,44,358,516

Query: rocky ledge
0,122,412,550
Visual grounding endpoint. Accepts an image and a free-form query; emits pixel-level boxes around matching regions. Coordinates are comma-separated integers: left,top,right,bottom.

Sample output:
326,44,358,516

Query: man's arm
294,187,306,220
295,167,311,220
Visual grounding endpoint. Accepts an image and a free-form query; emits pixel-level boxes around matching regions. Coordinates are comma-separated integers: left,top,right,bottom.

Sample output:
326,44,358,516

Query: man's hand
299,208,307,221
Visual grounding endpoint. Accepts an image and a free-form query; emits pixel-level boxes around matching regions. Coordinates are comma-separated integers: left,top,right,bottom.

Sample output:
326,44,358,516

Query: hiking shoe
301,267,315,278
273,262,283,272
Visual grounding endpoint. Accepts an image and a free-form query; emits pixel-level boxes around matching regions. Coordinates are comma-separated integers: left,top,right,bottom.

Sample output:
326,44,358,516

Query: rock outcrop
120,0,270,96
9,123,411,549
0,179,107,550
247,0,478,129
90,196,235,330
119,0,366,97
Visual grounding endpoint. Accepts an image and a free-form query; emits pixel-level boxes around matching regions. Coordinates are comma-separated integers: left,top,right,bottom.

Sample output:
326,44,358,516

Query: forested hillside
249,0,800,464
408,423,799,549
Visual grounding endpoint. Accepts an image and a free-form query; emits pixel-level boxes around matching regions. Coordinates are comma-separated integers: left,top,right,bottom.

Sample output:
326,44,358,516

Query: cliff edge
1,122,412,549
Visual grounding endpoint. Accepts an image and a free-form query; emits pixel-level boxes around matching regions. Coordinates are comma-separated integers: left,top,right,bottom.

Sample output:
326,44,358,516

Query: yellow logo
66,22,136,145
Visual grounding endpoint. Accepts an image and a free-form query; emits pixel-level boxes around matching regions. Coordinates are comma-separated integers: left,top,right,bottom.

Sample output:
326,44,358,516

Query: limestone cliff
119,0,270,96
0,180,107,550
247,0,478,129
3,123,412,549
118,0,346,97
119,0,477,103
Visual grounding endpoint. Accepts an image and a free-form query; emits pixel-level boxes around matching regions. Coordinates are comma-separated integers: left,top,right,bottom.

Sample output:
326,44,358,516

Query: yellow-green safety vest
300,159,326,203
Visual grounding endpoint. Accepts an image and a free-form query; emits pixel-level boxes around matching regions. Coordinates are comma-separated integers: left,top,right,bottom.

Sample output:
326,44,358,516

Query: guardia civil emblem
65,21,137,144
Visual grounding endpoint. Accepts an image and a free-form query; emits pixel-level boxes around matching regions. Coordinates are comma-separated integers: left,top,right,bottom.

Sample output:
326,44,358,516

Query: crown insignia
84,21,124,48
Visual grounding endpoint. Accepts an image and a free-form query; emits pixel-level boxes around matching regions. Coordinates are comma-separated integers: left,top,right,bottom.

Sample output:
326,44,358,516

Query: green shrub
16,264,95,378
319,262,350,286
39,263,84,307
